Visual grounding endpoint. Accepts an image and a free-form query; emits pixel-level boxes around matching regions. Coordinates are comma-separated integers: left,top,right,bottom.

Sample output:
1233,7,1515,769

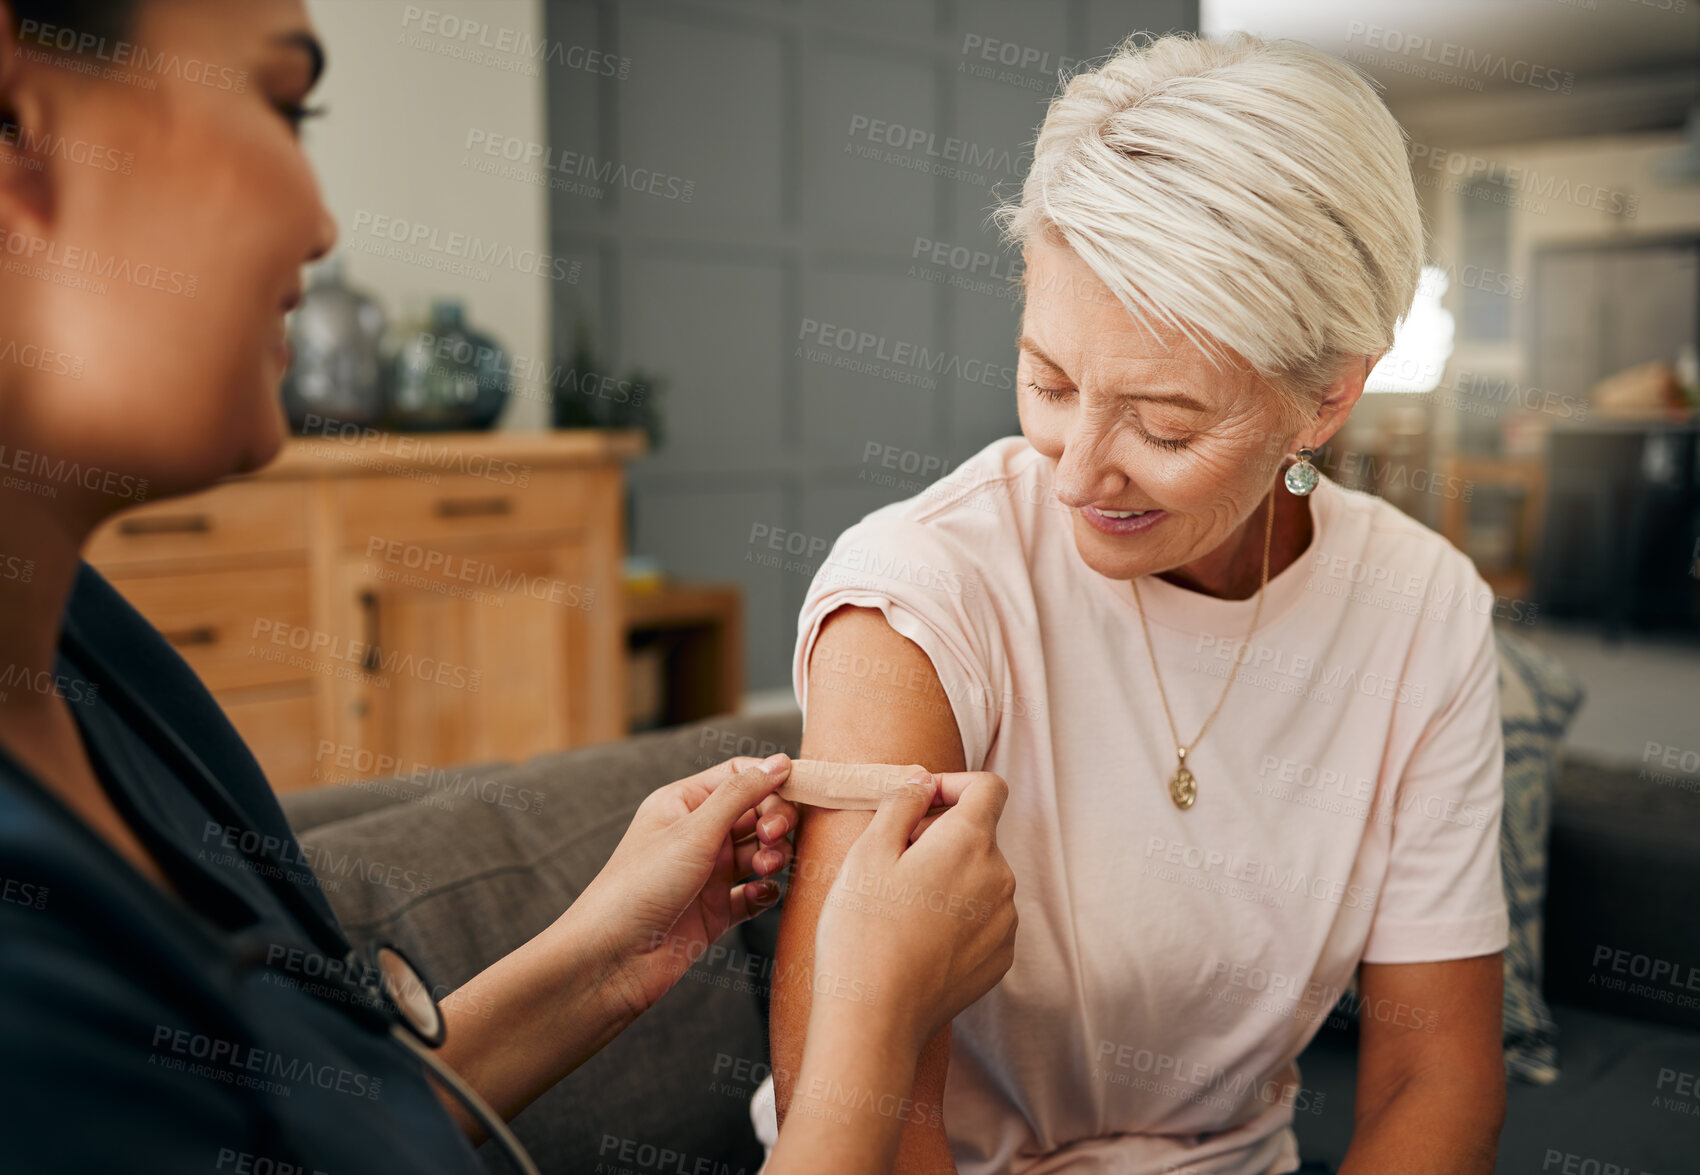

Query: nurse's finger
735,836,791,879
934,772,1008,826
860,770,938,857
931,771,1004,811
727,879,782,926
730,805,761,841
662,755,766,817
732,789,797,845
688,756,792,842
754,792,798,844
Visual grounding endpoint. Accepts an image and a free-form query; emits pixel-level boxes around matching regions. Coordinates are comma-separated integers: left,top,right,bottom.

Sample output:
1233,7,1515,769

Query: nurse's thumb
864,770,938,854
691,754,791,839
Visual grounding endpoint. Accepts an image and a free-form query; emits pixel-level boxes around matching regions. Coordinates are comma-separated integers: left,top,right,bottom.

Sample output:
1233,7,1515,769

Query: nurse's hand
566,754,798,1016
764,773,1015,1174
434,755,793,1139
809,771,1017,1052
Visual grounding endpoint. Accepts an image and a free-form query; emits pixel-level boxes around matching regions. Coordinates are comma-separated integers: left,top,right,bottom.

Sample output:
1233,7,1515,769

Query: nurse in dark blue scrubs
0,3,1018,1172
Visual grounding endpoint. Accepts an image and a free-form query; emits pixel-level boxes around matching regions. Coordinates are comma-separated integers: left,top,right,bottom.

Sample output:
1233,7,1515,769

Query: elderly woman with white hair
762,32,1509,1175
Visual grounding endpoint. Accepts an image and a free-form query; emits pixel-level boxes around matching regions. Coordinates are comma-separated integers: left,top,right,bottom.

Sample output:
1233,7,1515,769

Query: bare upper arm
1355,955,1505,1120
772,605,966,1169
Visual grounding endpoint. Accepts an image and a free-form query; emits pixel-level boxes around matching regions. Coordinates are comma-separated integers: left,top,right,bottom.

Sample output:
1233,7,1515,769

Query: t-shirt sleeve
793,511,1004,772
1360,587,1511,965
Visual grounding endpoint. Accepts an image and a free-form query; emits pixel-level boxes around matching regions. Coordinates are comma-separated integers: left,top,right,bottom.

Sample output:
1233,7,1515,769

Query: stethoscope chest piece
371,943,446,1048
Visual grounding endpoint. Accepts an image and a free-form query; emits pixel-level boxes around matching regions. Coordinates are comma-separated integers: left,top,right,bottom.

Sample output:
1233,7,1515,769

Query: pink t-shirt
792,436,1509,1175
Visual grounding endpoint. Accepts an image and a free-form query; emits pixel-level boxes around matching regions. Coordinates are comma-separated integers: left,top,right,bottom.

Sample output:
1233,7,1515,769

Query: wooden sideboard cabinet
86,430,643,791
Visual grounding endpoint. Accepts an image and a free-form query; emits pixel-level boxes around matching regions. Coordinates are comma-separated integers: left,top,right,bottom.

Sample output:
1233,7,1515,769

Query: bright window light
1366,265,1455,393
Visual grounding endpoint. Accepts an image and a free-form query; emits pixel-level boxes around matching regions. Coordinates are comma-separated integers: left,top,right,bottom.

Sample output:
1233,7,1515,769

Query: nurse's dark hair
7,0,140,45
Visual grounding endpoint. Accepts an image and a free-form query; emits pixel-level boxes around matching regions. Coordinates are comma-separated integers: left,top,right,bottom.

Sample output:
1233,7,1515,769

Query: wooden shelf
623,582,744,729
252,428,645,480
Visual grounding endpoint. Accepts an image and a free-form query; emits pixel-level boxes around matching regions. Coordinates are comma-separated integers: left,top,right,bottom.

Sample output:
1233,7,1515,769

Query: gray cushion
282,760,516,833
282,715,802,1173
1544,753,1700,1034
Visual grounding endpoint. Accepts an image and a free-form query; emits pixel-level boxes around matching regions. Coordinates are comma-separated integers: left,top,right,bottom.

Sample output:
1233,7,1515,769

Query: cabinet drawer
218,690,317,792
107,567,313,692
335,470,587,550
88,480,309,568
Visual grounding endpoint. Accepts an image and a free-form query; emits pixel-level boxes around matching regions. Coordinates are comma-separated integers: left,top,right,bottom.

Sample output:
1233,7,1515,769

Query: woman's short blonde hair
998,32,1423,411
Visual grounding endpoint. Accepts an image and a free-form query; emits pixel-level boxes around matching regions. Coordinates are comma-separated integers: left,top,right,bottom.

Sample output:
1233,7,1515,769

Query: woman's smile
1081,505,1167,536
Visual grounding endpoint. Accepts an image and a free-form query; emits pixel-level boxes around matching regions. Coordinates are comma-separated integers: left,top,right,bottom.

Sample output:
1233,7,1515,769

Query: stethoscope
59,620,542,1175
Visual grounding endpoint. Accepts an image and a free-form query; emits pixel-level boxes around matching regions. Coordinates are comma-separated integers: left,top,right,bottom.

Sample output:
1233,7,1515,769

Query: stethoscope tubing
393,1027,543,1175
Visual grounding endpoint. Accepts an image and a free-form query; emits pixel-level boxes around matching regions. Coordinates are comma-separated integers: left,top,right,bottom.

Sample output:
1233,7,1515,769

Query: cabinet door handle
358,588,382,672
118,513,211,535
161,625,218,648
433,496,512,518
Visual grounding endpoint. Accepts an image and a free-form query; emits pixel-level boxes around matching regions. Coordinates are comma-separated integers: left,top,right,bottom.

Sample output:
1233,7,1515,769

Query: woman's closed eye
1023,380,1194,451
1021,378,1073,405
1133,424,1191,451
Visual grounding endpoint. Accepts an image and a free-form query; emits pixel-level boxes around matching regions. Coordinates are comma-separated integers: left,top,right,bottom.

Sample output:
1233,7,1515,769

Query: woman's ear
1300,352,1377,451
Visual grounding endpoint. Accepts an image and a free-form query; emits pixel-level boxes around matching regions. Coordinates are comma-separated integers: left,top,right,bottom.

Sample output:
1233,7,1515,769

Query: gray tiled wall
546,0,1198,689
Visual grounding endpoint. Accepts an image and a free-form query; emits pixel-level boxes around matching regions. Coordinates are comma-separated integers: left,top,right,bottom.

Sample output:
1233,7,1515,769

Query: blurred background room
87,1,1698,1169
290,0,1698,747
119,0,1695,761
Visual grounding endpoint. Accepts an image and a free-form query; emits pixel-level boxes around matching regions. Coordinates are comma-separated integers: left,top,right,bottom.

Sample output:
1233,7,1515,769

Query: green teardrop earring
1284,447,1319,496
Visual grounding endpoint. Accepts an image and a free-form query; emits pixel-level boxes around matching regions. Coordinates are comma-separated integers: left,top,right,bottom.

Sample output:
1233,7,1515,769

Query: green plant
549,319,665,449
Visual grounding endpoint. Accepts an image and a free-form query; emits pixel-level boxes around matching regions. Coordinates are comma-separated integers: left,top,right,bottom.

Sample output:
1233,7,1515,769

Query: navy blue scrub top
0,564,488,1174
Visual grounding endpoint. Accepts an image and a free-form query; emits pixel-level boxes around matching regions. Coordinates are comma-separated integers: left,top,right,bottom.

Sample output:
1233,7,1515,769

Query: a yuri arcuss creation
765,32,1510,1175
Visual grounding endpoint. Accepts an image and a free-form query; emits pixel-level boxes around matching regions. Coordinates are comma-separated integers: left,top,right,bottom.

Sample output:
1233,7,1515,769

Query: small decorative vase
462,321,513,431
388,299,510,431
280,257,388,431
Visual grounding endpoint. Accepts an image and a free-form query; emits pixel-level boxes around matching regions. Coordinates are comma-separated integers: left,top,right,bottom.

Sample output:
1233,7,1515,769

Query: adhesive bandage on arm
776,760,931,810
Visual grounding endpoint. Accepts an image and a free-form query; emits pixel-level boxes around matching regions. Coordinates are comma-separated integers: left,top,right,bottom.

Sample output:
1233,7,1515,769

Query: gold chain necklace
1131,491,1277,810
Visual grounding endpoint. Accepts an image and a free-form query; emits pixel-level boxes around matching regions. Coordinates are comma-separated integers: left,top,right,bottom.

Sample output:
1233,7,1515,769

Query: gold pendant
1170,763,1196,809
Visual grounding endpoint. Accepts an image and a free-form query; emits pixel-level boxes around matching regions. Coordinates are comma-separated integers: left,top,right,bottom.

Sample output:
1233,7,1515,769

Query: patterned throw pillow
1330,628,1582,1083
1492,629,1583,1083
